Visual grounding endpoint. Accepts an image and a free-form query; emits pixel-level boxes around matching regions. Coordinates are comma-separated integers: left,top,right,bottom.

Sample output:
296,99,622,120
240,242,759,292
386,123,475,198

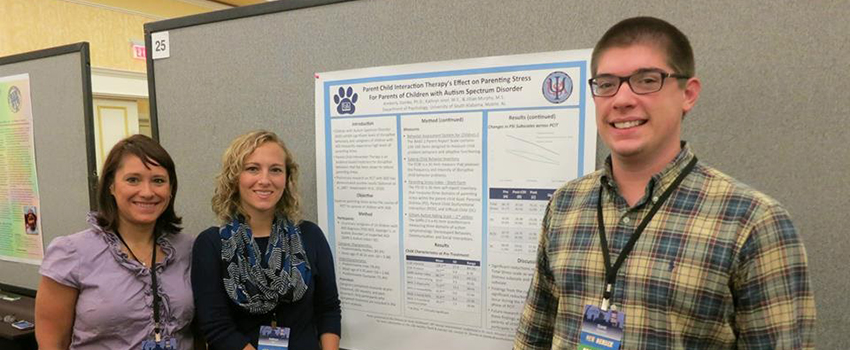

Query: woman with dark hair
192,130,340,350
35,134,194,350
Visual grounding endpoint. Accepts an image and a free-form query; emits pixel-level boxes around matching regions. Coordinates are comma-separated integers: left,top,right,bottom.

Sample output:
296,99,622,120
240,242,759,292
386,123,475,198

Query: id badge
258,325,290,350
141,337,178,350
578,304,625,350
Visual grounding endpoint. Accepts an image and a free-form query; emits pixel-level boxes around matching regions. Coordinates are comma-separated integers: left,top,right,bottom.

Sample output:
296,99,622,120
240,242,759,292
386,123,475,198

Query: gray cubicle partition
145,1,849,348
0,43,96,294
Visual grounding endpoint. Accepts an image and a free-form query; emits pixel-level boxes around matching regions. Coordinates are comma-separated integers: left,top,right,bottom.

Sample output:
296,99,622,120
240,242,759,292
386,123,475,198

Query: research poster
316,49,596,350
0,74,44,264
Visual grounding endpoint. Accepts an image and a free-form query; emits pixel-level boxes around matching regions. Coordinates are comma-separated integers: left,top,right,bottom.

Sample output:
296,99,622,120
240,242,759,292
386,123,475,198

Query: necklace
115,231,155,267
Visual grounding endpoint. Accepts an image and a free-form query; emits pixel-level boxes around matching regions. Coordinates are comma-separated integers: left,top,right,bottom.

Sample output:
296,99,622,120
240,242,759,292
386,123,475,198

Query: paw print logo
334,86,358,115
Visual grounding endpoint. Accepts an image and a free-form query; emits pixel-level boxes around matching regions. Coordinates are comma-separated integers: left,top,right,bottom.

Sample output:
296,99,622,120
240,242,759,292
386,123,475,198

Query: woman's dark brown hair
95,134,182,234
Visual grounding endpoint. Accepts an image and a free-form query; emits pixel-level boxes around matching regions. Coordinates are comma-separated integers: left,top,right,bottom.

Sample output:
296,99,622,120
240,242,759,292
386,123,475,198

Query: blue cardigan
192,221,341,350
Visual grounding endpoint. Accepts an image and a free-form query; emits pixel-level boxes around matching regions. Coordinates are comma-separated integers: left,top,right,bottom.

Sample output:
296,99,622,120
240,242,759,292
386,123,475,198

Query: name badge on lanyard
259,325,291,350
141,338,178,350
585,157,697,349
578,304,625,350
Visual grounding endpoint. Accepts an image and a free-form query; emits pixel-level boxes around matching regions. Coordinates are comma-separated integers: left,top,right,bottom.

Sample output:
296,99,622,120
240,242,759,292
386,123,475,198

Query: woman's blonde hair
212,130,301,223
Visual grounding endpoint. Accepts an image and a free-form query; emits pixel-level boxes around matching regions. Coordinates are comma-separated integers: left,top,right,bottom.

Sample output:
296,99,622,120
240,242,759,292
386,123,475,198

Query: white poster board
315,49,596,350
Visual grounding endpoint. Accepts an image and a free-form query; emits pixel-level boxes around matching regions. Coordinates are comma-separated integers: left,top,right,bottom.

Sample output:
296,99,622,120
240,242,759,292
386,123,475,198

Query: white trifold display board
315,49,596,350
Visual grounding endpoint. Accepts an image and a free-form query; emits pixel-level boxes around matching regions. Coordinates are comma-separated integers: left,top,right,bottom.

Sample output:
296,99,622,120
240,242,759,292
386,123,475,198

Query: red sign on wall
132,44,146,60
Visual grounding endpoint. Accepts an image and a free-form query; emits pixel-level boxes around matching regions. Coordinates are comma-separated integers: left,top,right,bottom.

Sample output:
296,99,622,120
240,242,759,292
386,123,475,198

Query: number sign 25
151,31,170,60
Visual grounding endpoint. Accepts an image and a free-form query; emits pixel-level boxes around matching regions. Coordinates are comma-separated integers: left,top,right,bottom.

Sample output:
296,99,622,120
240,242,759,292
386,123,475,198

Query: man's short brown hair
591,16,695,80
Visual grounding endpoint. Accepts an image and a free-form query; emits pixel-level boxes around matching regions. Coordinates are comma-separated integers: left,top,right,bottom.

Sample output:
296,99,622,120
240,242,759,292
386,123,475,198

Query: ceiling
67,0,270,20
212,0,266,6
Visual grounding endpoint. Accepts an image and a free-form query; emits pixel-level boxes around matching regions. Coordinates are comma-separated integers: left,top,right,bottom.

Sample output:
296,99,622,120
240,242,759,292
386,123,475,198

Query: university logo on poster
8,85,22,113
542,71,572,104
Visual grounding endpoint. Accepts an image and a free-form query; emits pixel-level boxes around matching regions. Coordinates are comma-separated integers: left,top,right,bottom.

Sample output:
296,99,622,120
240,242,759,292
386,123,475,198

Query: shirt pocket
640,240,733,323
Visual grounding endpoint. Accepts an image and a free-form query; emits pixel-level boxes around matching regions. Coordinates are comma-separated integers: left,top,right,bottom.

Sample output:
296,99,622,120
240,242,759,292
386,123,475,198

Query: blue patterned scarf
219,215,311,314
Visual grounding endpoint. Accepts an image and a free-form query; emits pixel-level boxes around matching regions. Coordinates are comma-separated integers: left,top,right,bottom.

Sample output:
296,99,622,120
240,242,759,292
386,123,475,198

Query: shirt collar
600,141,696,205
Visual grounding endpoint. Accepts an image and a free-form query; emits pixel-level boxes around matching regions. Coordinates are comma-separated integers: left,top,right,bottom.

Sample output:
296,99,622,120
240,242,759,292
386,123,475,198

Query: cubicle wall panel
0,46,93,291
148,1,849,348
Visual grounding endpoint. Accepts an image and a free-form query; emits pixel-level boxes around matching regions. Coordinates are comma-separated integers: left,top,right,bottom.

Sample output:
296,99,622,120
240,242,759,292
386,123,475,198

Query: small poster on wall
0,74,45,264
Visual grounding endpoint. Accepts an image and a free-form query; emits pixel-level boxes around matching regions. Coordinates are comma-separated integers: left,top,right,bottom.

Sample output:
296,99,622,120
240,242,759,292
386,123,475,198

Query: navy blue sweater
192,221,341,350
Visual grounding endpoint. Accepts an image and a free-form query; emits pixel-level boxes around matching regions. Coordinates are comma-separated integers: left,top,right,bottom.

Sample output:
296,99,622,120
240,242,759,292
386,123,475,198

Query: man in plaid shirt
513,17,815,350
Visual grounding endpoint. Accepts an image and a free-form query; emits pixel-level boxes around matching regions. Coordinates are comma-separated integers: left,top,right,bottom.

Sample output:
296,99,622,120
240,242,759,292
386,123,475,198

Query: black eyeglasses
588,70,690,97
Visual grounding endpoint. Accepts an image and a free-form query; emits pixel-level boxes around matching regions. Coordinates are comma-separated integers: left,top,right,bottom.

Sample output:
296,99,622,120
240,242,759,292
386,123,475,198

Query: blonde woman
192,130,340,350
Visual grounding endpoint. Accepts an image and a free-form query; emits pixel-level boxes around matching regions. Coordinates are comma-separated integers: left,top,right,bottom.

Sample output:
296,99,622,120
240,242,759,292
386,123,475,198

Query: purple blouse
39,215,194,350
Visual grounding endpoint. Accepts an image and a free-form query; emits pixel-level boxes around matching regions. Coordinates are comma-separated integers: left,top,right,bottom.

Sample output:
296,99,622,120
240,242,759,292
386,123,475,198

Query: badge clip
601,283,613,311
154,323,162,342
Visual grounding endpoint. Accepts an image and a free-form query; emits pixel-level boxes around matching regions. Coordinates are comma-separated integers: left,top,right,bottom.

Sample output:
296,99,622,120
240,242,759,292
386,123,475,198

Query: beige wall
0,0,223,72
